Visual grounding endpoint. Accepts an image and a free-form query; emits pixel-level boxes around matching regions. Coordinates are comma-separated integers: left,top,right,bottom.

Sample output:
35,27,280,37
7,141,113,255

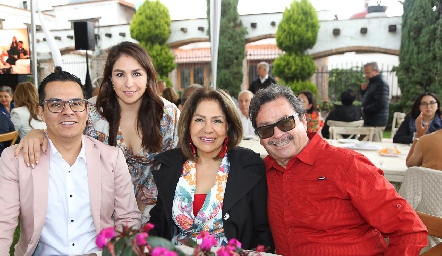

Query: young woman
15,42,180,222
393,92,442,144
149,88,274,251
298,90,324,133
10,82,46,139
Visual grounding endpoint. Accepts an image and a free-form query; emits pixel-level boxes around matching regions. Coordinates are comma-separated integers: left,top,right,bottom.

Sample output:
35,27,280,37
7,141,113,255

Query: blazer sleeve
0,148,20,256
113,148,142,230
393,115,413,144
249,162,275,252
10,109,23,135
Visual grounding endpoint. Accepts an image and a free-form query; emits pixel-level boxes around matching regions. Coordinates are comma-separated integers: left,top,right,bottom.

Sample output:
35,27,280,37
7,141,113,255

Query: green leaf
147,236,176,250
114,237,128,255
121,244,136,256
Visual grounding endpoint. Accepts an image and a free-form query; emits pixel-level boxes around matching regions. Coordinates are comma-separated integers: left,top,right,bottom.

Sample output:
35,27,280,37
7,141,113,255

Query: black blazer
249,76,276,94
149,147,274,252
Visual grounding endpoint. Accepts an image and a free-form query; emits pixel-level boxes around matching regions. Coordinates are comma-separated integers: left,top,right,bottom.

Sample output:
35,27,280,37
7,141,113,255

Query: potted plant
318,98,334,119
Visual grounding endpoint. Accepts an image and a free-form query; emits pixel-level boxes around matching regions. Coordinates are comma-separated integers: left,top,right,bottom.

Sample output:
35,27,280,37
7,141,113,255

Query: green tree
207,0,247,97
273,0,319,95
328,67,365,101
397,0,442,109
130,0,176,80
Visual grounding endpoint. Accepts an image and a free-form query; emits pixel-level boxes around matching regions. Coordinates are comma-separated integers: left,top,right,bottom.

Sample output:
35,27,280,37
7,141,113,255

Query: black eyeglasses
420,101,437,107
41,99,88,113
255,114,298,139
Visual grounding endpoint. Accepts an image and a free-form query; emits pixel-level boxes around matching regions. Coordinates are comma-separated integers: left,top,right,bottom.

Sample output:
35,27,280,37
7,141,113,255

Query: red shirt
265,133,427,255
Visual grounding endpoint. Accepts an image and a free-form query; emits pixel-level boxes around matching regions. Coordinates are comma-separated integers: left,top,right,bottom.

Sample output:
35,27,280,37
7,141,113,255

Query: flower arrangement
318,98,334,113
96,224,267,256
305,111,324,133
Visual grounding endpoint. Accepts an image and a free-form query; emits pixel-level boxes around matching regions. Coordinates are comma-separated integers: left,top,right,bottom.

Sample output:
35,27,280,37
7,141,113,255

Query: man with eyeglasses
0,71,141,255
360,62,390,141
248,84,427,255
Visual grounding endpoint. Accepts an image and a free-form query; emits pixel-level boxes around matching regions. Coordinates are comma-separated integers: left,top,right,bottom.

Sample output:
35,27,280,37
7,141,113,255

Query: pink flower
197,230,210,239
256,245,265,252
200,234,218,251
135,232,148,246
151,247,178,256
228,238,241,249
143,223,155,232
95,227,115,249
216,246,230,256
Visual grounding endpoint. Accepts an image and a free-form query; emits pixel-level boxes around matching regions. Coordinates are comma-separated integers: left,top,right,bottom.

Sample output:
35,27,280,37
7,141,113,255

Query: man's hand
361,83,368,91
415,112,428,138
14,129,48,168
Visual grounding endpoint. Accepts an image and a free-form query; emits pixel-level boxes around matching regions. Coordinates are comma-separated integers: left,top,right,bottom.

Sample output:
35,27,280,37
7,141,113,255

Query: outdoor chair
327,120,368,140
0,131,18,146
399,166,442,254
391,112,406,137
329,126,375,141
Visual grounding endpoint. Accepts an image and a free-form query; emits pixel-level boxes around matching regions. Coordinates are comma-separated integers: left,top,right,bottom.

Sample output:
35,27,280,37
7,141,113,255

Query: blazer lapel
32,152,50,240
223,151,261,212
84,137,102,232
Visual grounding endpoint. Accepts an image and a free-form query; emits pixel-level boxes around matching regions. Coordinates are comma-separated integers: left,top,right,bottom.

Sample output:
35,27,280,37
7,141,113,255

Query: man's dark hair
249,84,305,129
54,66,63,73
38,71,86,105
18,41,23,44
340,89,356,105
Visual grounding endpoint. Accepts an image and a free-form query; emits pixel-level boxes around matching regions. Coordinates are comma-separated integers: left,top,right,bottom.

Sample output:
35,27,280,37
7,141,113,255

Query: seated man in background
238,90,254,136
249,84,427,255
322,89,362,139
0,71,141,255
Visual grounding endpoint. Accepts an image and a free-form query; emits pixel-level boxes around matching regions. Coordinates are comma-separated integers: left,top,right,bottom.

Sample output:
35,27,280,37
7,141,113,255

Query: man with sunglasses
249,84,427,255
0,71,141,255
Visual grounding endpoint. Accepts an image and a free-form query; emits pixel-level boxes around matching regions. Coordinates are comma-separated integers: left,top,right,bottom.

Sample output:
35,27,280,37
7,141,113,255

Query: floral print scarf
171,154,230,246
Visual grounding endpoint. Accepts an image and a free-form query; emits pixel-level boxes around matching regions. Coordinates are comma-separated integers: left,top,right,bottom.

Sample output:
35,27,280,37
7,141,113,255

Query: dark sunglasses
255,114,298,139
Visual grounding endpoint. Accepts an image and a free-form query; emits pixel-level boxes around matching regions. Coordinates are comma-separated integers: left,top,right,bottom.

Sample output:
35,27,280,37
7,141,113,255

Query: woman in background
0,86,14,118
15,41,180,223
10,82,46,138
162,87,180,107
149,88,274,251
393,92,441,144
298,90,324,133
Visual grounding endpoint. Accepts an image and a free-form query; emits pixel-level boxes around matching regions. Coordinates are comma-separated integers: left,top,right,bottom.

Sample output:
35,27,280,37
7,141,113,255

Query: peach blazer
0,136,141,256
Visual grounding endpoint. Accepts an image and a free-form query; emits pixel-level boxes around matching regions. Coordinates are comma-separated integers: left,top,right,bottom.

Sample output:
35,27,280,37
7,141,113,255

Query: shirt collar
264,132,324,172
48,135,87,163
260,74,269,83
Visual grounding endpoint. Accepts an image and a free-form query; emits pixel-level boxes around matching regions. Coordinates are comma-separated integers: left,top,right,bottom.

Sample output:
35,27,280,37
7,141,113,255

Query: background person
0,71,141,255
54,66,63,73
298,90,324,133
14,41,180,223
6,40,28,65
149,88,274,251
0,85,14,118
360,62,390,141
156,80,167,96
248,62,276,94
393,92,442,144
237,90,254,136
248,84,427,255
10,82,46,138
322,89,362,139
162,87,180,107
179,83,203,110
0,112,16,155
406,128,442,170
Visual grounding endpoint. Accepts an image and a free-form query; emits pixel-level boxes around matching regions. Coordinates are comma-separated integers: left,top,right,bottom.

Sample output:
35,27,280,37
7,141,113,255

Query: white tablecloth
239,137,410,183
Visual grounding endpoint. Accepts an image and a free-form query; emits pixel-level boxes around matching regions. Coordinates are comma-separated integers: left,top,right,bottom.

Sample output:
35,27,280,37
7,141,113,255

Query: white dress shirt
240,113,255,136
259,74,269,84
34,137,98,255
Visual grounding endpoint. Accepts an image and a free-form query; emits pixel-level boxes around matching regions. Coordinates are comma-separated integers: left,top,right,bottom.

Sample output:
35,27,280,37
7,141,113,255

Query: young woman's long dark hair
96,41,164,152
